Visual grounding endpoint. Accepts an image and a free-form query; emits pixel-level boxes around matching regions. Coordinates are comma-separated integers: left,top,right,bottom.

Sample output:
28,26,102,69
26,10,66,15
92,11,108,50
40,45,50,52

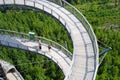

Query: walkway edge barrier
0,29,72,60
47,0,99,79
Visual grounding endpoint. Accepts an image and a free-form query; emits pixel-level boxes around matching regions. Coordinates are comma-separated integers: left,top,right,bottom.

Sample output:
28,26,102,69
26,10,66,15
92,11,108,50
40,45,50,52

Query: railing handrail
0,0,99,79
45,0,99,79
46,0,99,62
62,0,99,63
0,29,72,60
61,0,99,79
0,40,65,76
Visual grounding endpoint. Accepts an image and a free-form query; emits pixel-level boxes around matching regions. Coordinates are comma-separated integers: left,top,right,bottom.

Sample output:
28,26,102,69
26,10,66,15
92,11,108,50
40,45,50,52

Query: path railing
47,0,99,79
0,0,99,79
0,0,98,64
0,39,67,73
47,0,99,66
0,29,72,60
0,0,72,34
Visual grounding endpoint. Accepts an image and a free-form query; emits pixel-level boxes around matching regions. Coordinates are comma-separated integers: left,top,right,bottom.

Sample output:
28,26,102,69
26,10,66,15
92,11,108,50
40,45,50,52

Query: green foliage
0,10,71,80
0,10,73,52
0,0,119,80
0,47,64,80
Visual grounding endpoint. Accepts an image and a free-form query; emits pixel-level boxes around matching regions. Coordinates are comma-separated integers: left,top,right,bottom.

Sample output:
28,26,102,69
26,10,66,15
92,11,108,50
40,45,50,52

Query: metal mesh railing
47,0,98,66
0,0,98,61
0,29,72,60
0,0,99,79
46,0,99,79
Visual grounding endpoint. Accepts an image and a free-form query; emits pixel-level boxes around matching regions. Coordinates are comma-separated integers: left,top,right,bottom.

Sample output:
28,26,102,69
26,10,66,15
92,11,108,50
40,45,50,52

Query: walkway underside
0,0,98,80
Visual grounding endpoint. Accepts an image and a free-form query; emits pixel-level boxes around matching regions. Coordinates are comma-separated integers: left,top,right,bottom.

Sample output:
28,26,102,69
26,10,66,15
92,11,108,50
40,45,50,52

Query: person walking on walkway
39,40,42,50
48,45,51,52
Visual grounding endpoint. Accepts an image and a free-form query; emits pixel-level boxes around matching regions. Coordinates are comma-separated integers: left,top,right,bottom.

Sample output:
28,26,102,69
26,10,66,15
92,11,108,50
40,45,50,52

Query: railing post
62,0,65,7
3,0,5,5
0,40,1,45
34,0,35,7
43,5,44,11
14,0,15,4
59,0,62,6
7,41,9,46
73,7,75,15
64,41,68,49
65,22,67,27
21,34,24,38
24,0,25,5
51,9,53,15
17,44,19,48
0,29,72,62
58,15,60,20
27,46,29,50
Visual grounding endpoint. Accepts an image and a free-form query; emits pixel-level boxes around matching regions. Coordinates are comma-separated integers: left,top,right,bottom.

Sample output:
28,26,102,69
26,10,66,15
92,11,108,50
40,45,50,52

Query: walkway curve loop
0,0,99,80
0,29,72,76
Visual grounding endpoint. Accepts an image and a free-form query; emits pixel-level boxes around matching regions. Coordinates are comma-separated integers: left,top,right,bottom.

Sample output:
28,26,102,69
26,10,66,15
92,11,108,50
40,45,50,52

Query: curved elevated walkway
0,0,99,80
0,60,24,80
0,34,71,76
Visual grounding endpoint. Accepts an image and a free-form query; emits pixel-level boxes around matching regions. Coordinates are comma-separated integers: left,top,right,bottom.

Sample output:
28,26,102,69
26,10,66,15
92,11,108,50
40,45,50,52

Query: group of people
38,40,51,51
